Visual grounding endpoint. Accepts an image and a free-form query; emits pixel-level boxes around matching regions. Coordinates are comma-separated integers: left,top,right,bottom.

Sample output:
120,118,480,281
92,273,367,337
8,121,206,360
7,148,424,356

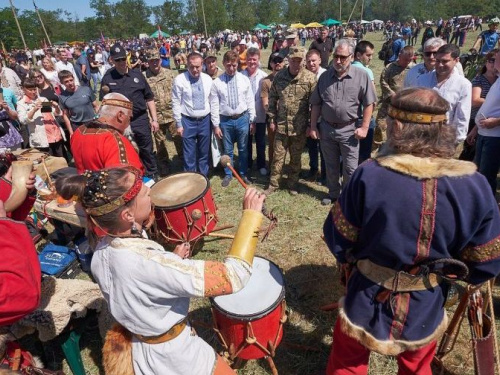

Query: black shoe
221,175,232,187
241,175,252,185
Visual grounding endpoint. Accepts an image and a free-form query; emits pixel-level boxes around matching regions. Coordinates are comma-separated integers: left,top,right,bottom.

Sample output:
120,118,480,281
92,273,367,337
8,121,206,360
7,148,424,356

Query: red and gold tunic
70,121,144,174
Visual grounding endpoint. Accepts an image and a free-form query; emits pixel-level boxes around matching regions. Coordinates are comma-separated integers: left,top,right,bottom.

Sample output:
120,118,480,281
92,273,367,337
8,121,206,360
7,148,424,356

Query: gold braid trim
388,105,447,124
461,235,500,263
331,201,359,243
203,261,233,297
227,209,263,265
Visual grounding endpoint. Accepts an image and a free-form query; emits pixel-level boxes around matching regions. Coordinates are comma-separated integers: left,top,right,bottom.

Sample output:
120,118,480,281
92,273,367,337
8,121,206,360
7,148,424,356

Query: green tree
151,0,186,35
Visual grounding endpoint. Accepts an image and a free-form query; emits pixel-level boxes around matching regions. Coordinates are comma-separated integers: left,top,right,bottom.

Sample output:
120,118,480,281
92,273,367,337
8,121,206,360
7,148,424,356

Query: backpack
378,39,393,61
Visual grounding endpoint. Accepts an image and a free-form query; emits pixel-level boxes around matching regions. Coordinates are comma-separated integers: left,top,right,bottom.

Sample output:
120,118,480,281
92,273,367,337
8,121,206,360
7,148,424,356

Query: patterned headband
83,167,143,217
387,105,447,125
101,98,133,112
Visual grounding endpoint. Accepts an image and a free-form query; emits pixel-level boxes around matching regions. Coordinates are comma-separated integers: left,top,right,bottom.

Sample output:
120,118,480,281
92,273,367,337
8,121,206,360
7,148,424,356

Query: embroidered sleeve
331,201,360,242
203,261,233,297
461,236,500,263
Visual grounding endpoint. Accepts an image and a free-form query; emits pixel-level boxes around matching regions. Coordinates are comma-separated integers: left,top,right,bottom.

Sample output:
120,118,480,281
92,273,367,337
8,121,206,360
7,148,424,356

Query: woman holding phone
17,78,68,159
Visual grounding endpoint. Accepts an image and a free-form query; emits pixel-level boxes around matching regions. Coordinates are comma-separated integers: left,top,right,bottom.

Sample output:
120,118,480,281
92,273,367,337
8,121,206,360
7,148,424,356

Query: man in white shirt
210,50,256,187
55,49,80,87
417,44,471,154
247,35,260,49
242,48,268,176
172,52,213,176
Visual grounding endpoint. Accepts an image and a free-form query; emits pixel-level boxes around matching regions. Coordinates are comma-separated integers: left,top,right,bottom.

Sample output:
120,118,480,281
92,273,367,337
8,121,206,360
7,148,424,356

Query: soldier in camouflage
264,46,317,196
144,49,183,176
373,46,414,153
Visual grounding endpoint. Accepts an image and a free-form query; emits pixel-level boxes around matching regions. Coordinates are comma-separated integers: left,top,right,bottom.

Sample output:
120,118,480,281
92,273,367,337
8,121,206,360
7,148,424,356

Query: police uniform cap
110,44,127,59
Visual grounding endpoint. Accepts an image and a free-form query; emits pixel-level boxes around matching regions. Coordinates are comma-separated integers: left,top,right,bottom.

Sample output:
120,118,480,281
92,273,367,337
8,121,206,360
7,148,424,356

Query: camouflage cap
288,46,305,59
147,49,160,60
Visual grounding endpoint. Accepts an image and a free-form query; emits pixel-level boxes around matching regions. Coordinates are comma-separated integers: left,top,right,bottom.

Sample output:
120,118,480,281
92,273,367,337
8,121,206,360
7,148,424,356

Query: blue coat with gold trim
323,155,500,355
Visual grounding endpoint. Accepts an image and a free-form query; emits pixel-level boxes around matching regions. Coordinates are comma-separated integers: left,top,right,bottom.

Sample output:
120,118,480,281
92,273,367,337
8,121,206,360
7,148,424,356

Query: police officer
100,43,159,179
264,46,317,196
143,49,182,176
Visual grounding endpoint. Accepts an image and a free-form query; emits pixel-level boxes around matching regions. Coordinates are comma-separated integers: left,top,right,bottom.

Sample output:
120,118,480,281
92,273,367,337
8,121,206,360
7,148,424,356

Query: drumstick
220,155,248,189
42,157,54,189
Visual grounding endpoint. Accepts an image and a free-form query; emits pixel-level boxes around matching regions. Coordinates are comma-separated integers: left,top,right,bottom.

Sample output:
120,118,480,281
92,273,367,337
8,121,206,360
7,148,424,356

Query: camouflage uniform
374,62,410,152
267,47,317,190
144,51,183,176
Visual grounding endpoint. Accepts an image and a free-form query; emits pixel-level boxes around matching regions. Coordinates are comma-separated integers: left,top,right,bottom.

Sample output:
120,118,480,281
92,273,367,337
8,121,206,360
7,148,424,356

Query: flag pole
33,1,52,46
8,0,28,50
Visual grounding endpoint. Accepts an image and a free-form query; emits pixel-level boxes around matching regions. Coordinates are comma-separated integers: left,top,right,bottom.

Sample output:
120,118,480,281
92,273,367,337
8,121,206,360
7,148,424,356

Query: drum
211,257,286,360
151,172,218,243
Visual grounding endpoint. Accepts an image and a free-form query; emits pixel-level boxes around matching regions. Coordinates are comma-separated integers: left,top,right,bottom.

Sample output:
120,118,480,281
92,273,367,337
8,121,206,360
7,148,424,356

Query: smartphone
41,101,52,113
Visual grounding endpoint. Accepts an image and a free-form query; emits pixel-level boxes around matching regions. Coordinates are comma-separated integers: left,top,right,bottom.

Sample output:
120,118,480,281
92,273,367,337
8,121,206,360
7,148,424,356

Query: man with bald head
70,92,144,174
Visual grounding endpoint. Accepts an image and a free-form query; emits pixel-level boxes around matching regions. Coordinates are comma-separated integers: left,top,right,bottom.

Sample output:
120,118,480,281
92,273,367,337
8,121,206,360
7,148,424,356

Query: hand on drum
173,242,191,259
243,188,266,211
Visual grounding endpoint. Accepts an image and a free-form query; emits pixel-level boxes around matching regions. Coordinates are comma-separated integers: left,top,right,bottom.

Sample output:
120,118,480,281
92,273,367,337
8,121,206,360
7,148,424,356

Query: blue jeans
247,122,266,170
90,72,101,95
181,115,211,176
358,118,375,164
474,134,500,196
220,113,249,177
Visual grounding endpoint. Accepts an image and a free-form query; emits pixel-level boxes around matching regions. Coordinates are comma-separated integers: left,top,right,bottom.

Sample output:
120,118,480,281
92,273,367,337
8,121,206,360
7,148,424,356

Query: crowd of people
0,17,500,375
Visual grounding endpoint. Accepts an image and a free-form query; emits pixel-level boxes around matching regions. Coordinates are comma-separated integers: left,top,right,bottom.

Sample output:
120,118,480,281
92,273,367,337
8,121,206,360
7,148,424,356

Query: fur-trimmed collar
376,154,477,179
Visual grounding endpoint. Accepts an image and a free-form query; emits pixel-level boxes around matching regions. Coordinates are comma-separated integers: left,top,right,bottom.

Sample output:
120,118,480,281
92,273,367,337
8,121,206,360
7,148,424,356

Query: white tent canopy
371,19,384,24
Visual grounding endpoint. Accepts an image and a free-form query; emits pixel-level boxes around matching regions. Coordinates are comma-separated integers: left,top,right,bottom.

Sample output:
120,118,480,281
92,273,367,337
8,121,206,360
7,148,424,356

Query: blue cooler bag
39,243,78,277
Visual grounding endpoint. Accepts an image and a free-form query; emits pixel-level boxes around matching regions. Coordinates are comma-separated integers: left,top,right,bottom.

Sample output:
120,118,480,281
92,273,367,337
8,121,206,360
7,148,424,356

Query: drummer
70,93,145,174
55,165,266,375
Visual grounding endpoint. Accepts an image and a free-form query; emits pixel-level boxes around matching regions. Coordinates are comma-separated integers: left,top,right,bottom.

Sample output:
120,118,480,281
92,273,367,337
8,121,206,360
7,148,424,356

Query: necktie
226,74,239,110
189,75,205,111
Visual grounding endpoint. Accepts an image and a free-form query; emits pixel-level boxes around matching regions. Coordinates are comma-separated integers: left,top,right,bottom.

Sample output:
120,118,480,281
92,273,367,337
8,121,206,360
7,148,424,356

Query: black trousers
131,116,158,177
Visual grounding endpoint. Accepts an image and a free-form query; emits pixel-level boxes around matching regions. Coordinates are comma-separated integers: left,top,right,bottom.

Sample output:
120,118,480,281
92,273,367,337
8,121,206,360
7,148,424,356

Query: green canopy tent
179,30,191,35
253,23,271,30
150,30,170,38
321,18,341,26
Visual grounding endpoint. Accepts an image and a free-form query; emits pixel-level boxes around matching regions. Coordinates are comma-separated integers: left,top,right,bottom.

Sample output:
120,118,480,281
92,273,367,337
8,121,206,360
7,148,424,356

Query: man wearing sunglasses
404,37,445,87
310,39,377,206
416,44,471,155
100,43,159,179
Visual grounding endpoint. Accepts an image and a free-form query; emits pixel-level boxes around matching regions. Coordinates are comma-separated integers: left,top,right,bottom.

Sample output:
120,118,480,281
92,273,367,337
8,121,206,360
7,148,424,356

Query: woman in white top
40,57,61,94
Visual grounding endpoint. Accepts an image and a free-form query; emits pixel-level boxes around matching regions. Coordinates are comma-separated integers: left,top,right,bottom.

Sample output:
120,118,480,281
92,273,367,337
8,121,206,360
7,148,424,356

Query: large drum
211,257,286,360
151,172,218,244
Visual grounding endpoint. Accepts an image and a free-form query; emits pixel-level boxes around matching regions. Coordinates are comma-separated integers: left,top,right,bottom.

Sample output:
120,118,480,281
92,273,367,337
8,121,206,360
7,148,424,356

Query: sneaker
241,175,252,185
321,197,337,206
259,167,268,176
221,175,232,187
264,186,278,195
289,189,299,196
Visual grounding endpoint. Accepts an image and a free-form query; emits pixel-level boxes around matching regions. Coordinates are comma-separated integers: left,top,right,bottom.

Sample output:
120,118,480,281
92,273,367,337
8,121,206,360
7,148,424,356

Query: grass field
24,26,500,375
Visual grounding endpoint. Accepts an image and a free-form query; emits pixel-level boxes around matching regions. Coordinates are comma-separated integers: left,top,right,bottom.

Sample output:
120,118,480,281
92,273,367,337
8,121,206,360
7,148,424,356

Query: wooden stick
487,279,500,374
207,233,234,239
41,158,54,189
211,224,234,232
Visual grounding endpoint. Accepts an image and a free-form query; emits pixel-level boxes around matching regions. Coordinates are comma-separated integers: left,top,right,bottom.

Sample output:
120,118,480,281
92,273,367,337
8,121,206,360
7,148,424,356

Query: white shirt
172,71,213,128
247,41,260,49
476,78,500,137
405,62,464,88
210,72,256,127
0,67,23,99
417,70,472,142
242,68,268,123
55,60,80,86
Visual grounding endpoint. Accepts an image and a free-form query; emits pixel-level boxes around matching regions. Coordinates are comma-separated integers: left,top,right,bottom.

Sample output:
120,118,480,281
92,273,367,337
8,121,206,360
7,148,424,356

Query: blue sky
11,0,167,19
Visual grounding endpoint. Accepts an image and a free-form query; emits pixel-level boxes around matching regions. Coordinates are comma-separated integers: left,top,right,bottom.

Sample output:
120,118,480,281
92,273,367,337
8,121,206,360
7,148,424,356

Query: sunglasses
333,54,351,62
424,51,437,57
488,59,496,63
34,75,44,79
114,57,126,62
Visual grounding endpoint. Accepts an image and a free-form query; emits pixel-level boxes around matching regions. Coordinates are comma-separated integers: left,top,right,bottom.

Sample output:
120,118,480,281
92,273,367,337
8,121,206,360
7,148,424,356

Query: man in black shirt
309,27,334,68
100,44,159,178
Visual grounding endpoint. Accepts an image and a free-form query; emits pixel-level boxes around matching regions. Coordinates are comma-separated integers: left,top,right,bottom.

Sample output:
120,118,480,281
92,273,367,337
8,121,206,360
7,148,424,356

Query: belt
220,111,247,120
324,119,356,128
356,259,442,292
181,114,209,121
135,318,187,344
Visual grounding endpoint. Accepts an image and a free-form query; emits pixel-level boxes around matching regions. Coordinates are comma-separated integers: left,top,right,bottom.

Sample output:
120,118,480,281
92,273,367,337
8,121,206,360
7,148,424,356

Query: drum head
212,257,285,318
151,172,208,208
